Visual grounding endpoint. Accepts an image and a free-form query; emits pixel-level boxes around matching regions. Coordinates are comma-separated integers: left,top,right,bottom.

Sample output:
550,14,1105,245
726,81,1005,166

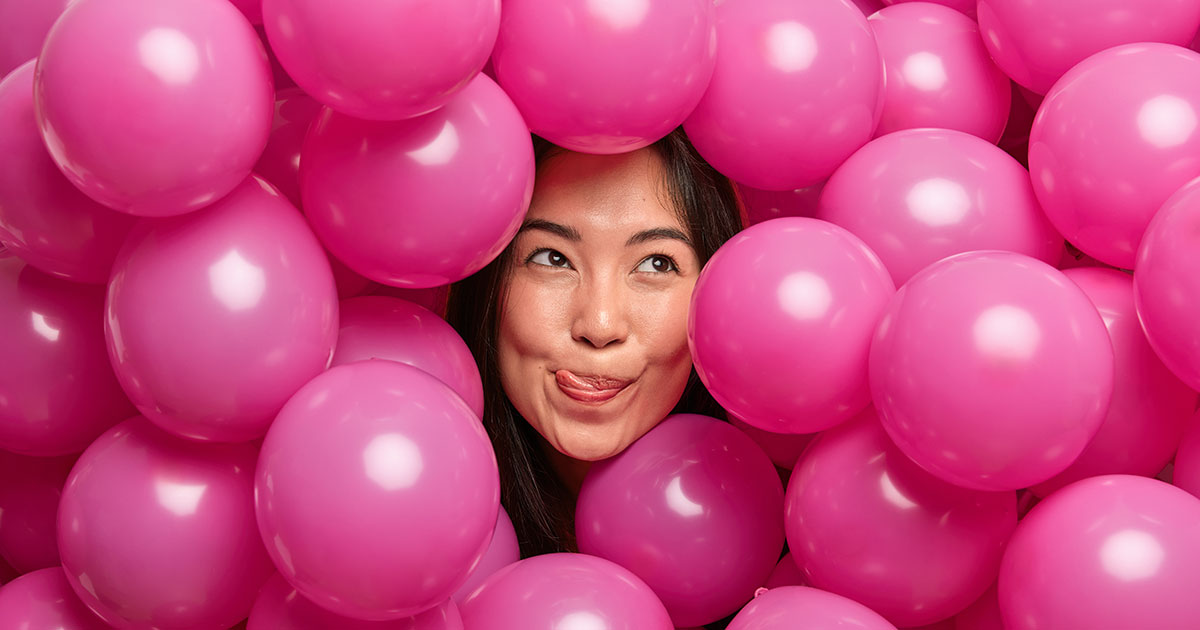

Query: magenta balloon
850,0,885,14
459,553,674,630
689,217,895,434
869,251,1114,491
576,414,785,626
763,553,806,589
785,410,1016,627
817,128,1063,286
105,176,337,443
301,74,534,288
228,0,262,24
1173,411,1200,499
263,0,497,121
0,258,132,456
256,360,498,620
492,0,714,154
0,451,74,573
451,506,518,604
1028,43,1200,269
58,417,274,630
730,416,813,470
0,0,69,76
33,0,273,217
684,0,883,190
0,60,136,284
881,0,974,18
869,4,1010,142
736,182,823,228
0,567,111,630
1134,177,1200,391
728,586,897,630
331,296,483,419
978,0,1200,95
248,574,463,630
1030,268,1197,497
254,88,322,208
998,475,1200,629
954,585,1004,630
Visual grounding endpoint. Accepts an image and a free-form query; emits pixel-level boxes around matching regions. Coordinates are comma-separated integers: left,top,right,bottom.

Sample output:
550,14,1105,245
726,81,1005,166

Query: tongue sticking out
556,370,628,391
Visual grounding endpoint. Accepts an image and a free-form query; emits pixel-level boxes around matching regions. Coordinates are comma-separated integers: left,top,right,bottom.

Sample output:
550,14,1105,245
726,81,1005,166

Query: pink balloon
728,586,897,630
248,574,463,630
0,451,74,573
0,567,110,630
684,0,883,190
256,360,498,620
1029,268,1197,497
263,0,497,121
978,0,1200,95
0,0,69,76
689,217,895,434
869,251,1114,491
998,475,1200,629
1173,410,1200,499
492,0,714,154
58,417,274,630
255,25,295,91
228,0,262,24
451,506,518,604
763,553,806,590
459,553,673,630
254,88,323,209
370,284,450,318
880,0,975,19
1028,43,1200,269
301,74,534,288
817,128,1063,286
105,176,337,443
331,296,483,419
0,556,16,585
850,0,886,15
1134,177,1200,391
0,60,136,284
0,258,132,456
954,585,1004,630
869,3,1010,142
785,410,1016,627
730,416,813,470
735,182,823,228
576,414,785,626
33,0,274,217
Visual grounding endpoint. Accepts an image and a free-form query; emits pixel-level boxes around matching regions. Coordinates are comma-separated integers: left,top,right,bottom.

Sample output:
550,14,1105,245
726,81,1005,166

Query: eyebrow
517,219,693,248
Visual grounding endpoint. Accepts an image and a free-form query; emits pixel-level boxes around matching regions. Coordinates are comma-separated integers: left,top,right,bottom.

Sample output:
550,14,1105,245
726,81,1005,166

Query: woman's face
498,147,700,462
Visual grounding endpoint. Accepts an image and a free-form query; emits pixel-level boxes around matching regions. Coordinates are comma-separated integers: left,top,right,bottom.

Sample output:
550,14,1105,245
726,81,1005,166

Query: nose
570,273,630,349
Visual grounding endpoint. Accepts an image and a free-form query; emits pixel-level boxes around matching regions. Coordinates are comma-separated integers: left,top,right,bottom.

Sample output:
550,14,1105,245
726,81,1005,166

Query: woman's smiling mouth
554,369,634,404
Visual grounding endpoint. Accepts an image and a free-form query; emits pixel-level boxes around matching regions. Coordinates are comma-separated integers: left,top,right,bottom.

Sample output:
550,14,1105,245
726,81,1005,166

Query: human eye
527,248,573,269
635,254,679,274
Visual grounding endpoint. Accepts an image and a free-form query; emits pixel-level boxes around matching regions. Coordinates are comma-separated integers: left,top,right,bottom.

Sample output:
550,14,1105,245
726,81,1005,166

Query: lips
555,369,633,404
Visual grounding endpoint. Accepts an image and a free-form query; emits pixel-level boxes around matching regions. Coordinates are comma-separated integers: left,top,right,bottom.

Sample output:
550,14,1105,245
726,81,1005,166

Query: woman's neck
539,437,593,498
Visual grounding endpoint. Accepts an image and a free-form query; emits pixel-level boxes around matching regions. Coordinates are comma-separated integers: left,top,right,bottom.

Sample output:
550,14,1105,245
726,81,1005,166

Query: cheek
632,280,696,370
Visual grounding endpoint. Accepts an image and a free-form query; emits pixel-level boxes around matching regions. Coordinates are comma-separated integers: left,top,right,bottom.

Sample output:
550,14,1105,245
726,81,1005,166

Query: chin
552,428,631,462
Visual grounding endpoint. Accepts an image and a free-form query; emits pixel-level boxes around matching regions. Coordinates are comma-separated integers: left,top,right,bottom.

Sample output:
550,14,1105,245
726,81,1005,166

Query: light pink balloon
954,585,1004,630
34,0,274,217
999,475,1200,629
689,217,895,434
730,416,814,470
0,451,74,573
58,417,275,630
248,574,463,630
817,128,1063,286
785,410,1017,627
1173,410,1200,499
880,0,974,19
451,506,518,604
0,0,69,76
978,0,1200,95
869,251,1114,491
0,567,110,630
0,60,136,284
684,0,883,190
301,74,534,288
735,182,823,228
1134,177,1200,391
105,176,338,443
869,3,1010,141
0,258,133,456
763,553,806,589
1029,43,1200,269
1030,268,1197,497
728,586,897,630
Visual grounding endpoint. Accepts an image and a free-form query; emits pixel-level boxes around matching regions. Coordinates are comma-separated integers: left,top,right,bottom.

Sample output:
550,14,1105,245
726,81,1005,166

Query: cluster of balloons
2,0,1200,628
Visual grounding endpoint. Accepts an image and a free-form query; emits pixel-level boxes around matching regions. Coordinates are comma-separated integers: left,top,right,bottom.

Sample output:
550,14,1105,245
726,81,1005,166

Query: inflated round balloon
58,417,274,630
0,567,110,630
999,475,1200,629
727,586,897,630
730,416,813,470
576,414,785,626
684,0,883,190
458,553,673,630
978,0,1200,95
263,0,497,121
1134,177,1200,391
955,585,1004,630
301,74,534,288
869,251,1114,491
0,0,69,76
869,3,1010,142
763,553,805,589
1028,43,1200,269
492,0,714,154
0,451,74,573
1174,411,1200,499
689,217,895,434
229,0,262,24
255,25,295,90
0,60,136,284
451,506,518,604
256,360,499,620
254,88,323,208
33,0,274,216
248,574,463,630
105,176,337,443
0,258,133,456
817,128,1063,286
786,410,1016,626
736,182,823,228
332,296,483,418
1030,268,1197,497
881,0,974,18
